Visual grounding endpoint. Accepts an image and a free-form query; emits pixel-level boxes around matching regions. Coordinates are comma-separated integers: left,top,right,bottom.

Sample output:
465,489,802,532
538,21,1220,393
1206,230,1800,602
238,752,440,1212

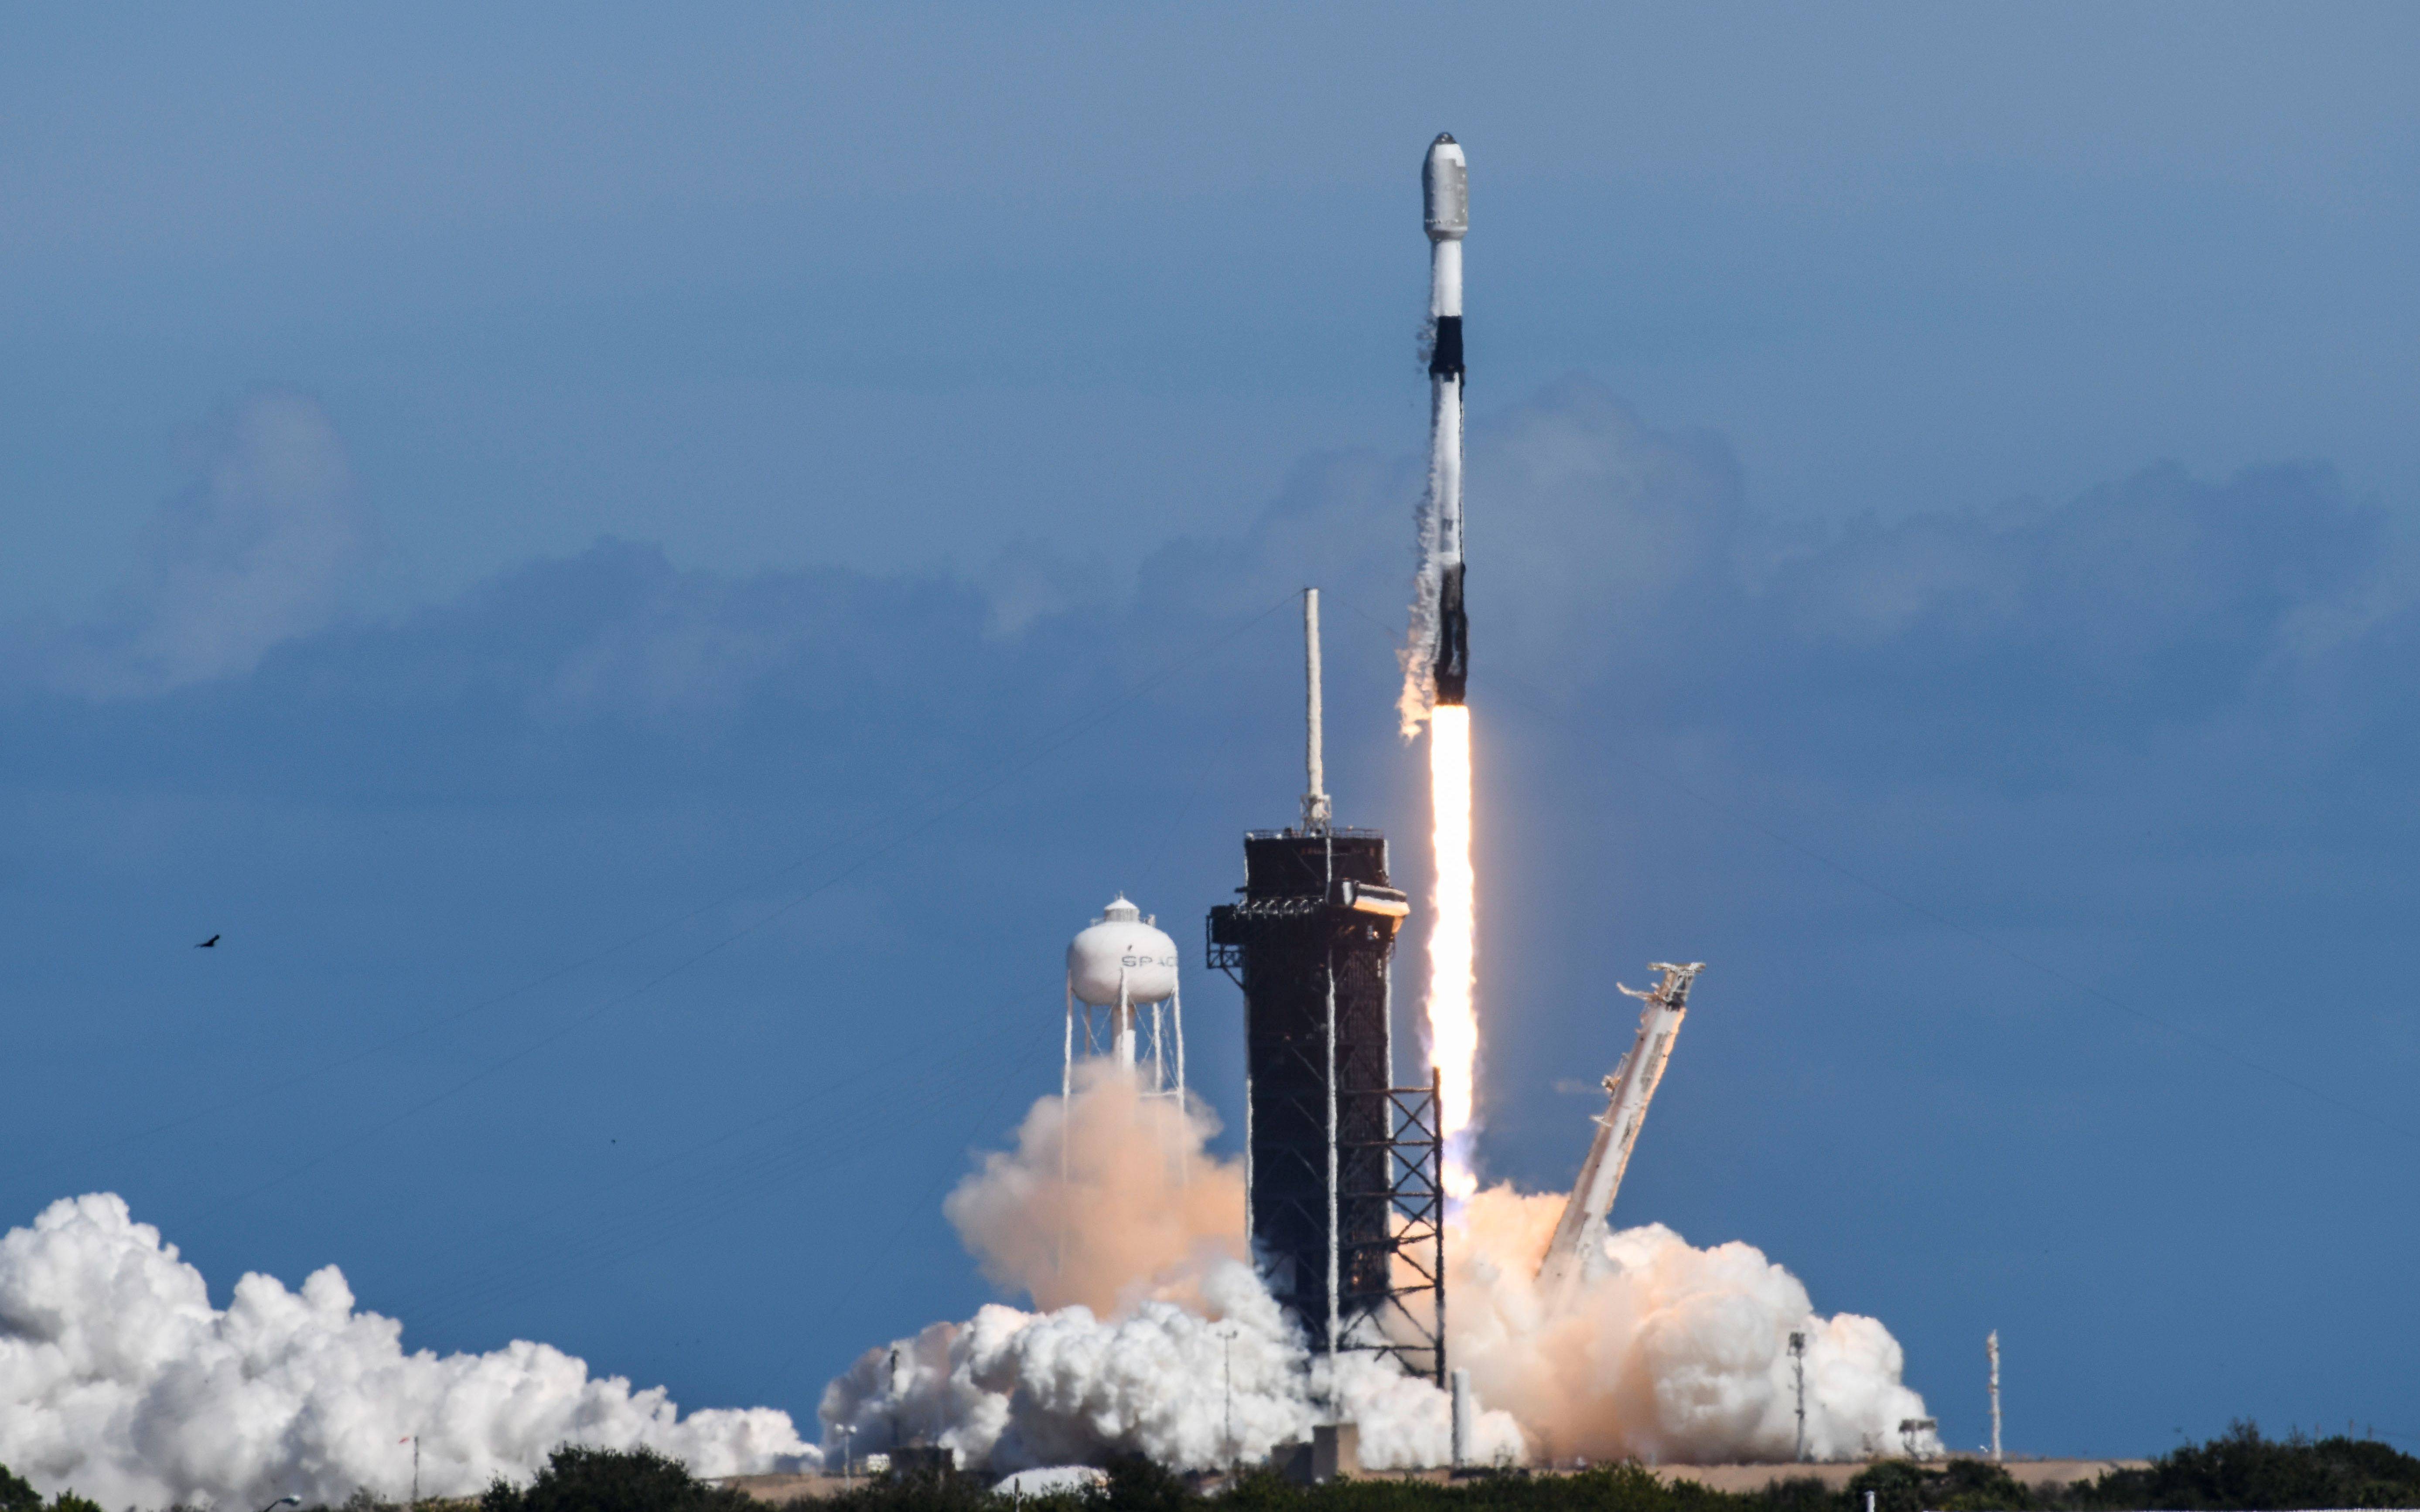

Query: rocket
1424,133,1470,706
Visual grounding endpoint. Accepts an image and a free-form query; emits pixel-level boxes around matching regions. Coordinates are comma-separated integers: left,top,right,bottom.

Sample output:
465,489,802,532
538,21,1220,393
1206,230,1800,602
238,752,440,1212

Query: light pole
1987,1331,2003,1463
1789,1332,1808,1463
888,1346,903,1451
1223,1327,1235,1464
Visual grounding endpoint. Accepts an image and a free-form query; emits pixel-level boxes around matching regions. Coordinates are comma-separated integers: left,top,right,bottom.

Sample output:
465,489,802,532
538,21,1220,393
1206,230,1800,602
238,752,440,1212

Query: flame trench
1426,704,1478,1198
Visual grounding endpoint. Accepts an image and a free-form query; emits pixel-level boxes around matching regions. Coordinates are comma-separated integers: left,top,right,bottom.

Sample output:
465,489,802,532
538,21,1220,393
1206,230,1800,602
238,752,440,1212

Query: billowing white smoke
825,1068,1523,1471
818,1258,1515,1473
0,1194,815,1509
1447,1186,1937,1463
824,1067,1935,1470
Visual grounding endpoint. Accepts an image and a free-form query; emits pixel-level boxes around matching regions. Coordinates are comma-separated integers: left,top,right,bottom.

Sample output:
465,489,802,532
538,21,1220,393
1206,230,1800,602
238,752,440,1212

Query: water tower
1065,895,1184,1102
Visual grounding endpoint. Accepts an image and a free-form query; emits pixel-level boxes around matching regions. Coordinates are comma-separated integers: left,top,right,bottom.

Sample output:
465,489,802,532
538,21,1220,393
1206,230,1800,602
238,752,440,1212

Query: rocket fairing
1424,133,1470,707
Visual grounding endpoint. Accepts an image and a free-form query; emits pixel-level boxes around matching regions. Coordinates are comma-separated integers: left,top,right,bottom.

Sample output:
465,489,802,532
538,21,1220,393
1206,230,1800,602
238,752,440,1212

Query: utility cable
380,1014,1031,1321
753,1053,1048,1403
1321,589,2420,1150
171,590,1301,1226
103,596,1295,1161
405,1034,1059,1335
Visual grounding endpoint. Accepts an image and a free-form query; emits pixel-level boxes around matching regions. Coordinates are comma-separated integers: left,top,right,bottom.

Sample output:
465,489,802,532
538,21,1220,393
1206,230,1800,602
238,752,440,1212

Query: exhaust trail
1427,704,1478,1196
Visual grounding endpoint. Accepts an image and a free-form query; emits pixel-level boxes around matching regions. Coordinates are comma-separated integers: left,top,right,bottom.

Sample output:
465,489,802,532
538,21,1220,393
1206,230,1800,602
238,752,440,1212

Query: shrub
478,1446,759,1512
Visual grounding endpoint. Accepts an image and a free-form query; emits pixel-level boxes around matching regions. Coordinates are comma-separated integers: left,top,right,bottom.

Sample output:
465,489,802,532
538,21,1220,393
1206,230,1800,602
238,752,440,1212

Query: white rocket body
1424,134,1469,705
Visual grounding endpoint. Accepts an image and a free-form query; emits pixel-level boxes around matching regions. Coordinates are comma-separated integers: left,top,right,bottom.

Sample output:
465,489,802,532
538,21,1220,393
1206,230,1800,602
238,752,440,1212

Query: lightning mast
1535,962,1703,1306
1209,589,1443,1383
1988,1330,2003,1462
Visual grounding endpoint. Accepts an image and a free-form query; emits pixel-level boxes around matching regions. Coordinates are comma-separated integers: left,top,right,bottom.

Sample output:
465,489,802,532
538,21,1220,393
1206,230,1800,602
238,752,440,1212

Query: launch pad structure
1208,591,1446,1385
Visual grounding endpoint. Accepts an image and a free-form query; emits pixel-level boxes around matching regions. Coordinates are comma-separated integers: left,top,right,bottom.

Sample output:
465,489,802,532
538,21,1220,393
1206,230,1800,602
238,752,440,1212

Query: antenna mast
1988,1330,2003,1462
1303,589,1331,832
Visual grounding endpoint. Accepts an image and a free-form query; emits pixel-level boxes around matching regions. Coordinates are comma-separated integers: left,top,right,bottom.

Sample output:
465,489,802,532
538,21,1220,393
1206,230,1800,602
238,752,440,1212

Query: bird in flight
196,935,220,948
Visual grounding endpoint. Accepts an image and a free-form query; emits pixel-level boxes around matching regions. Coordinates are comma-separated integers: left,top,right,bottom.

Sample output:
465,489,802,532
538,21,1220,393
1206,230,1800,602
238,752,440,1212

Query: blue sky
6,1,2419,1461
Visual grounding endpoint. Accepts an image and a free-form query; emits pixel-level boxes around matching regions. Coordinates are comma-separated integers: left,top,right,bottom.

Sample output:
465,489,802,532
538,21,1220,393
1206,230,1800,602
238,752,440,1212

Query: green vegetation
0,1465,100,1512
0,1466,101,1512
5,1421,2417,1512
2076,1423,2420,1511
867,1425,2420,1512
478,1445,762,1512
1215,1462,1754,1512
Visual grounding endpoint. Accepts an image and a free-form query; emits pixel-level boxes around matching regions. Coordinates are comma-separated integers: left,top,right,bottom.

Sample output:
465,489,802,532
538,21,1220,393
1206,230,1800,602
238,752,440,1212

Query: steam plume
828,1067,1524,1471
824,1067,1934,1471
942,1061,1246,1315
0,1194,814,1509
1442,1186,1939,1463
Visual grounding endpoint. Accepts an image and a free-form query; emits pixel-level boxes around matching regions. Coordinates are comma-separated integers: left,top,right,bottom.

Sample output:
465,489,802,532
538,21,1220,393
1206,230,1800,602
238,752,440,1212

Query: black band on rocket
1429,316,1464,379
1433,563,1468,705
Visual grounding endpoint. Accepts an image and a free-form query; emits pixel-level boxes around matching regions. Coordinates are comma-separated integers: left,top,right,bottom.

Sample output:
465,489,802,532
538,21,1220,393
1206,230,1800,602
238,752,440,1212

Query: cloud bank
6,378,2390,810
0,1195,812,1510
10,394,379,698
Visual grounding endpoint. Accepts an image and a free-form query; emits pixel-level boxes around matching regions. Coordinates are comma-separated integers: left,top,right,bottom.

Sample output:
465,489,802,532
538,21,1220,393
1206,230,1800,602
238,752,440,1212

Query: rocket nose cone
1424,134,1468,240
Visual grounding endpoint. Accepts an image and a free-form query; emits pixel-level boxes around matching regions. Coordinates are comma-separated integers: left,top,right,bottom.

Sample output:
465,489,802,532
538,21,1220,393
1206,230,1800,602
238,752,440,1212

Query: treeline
825,1423,2420,1512
0,1465,101,1512
5,1422,2417,1512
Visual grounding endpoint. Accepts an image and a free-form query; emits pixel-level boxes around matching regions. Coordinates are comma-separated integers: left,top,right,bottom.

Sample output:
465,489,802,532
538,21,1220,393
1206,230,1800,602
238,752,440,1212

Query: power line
399,1032,1060,1335
1319,589,2420,1150
167,591,1302,1226
106,593,1299,1168
377,1016,1031,1320
751,1055,1046,1403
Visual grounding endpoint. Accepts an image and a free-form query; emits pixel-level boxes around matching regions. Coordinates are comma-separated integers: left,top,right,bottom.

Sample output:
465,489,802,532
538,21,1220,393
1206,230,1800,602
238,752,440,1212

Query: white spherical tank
1068,895,1180,1006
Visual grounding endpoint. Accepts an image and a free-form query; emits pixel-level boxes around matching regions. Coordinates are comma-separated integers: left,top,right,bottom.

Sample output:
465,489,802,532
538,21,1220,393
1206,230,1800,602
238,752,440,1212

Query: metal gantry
1209,829,1440,1386
1349,1066,1447,1386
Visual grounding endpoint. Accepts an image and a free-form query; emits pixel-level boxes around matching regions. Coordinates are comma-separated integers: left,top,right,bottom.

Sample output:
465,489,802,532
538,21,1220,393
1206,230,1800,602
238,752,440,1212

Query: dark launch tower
1206,595,1446,1382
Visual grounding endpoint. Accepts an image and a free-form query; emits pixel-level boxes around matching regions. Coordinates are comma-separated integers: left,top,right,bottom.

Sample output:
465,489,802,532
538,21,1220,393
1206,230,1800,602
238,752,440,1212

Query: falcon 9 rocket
1417,134,1481,1200
1424,133,1469,706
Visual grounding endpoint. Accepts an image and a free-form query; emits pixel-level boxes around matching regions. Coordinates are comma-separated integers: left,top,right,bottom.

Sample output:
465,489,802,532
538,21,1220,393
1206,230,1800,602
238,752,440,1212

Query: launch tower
1208,592,1446,1382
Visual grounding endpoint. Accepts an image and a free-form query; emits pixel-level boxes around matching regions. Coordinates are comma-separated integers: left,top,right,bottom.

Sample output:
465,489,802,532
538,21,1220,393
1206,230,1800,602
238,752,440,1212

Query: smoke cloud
828,1068,1523,1471
0,1194,815,1509
1444,1186,1937,1463
824,1066,1933,1472
942,1061,1247,1315
11,392,382,697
